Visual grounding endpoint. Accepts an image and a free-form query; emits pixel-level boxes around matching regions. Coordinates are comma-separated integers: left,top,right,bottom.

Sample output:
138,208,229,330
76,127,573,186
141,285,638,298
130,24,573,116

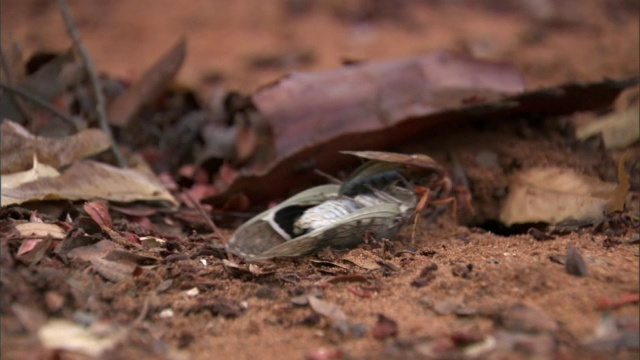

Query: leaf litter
1,1,639,359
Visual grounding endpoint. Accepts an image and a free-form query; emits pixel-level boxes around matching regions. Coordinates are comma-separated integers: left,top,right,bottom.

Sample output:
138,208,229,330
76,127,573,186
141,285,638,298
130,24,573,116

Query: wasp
227,151,460,260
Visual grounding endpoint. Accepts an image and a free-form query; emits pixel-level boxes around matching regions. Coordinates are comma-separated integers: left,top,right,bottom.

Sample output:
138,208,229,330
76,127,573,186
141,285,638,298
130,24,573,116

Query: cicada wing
227,220,289,259
228,184,341,259
252,203,407,260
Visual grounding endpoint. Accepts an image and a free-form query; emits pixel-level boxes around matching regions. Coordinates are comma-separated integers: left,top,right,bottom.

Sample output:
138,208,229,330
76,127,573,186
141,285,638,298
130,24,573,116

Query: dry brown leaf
1,160,178,206
66,240,118,263
213,59,636,204
499,158,629,225
0,120,111,174
307,295,350,334
91,257,140,282
108,38,186,127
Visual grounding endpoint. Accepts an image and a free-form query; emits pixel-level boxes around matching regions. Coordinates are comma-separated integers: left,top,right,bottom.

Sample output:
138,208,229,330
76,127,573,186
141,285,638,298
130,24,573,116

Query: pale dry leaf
575,86,639,149
575,103,639,149
1,155,60,189
37,319,126,357
14,222,67,239
499,164,628,226
1,120,111,174
1,160,178,206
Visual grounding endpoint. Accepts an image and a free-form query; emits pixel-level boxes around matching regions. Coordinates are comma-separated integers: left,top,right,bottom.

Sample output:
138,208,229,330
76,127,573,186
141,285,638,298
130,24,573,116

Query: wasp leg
411,187,431,244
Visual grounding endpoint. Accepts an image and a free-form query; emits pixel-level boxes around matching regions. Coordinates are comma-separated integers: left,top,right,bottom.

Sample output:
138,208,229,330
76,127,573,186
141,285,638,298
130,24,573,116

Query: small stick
0,81,77,130
184,192,228,244
131,295,150,327
57,0,127,167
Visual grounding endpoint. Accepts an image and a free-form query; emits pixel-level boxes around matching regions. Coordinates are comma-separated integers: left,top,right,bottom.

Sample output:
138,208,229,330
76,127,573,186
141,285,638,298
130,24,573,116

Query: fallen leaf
0,120,110,174
213,67,636,203
13,221,65,265
108,38,186,127
83,201,113,228
1,160,178,206
91,257,141,282
499,159,629,225
1,155,59,189
14,222,66,239
37,319,126,357
575,87,640,149
66,239,118,262
307,295,350,334
16,237,52,265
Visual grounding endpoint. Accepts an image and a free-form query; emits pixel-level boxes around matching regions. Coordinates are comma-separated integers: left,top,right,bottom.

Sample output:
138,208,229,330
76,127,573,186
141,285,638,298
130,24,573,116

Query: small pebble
566,246,588,277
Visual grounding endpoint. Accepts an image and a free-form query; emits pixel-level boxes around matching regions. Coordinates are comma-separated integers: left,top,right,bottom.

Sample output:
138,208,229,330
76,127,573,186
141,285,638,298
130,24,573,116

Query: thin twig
131,295,150,327
184,192,229,244
0,81,77,130
57,0,127,167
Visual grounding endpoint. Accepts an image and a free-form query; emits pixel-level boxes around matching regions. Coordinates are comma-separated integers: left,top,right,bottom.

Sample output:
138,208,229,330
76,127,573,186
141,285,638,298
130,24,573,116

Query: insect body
227,151,453,260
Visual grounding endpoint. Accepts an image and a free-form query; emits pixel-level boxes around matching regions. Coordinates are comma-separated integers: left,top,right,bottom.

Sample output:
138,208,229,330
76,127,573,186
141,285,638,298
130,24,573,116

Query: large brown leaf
209,50,637,203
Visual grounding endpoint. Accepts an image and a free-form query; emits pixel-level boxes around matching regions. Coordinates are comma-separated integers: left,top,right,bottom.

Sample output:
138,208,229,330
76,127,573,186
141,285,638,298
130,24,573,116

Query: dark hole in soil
475,220,547,236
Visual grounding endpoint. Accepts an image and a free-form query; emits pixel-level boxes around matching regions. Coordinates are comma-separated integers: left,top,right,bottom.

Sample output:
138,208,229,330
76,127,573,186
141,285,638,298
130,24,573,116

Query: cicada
227,151,453,260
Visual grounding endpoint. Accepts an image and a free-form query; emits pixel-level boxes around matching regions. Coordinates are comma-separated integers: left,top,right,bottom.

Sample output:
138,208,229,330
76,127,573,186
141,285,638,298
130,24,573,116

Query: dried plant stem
184,192,229,244
57,0,127,167
0,81,76,130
